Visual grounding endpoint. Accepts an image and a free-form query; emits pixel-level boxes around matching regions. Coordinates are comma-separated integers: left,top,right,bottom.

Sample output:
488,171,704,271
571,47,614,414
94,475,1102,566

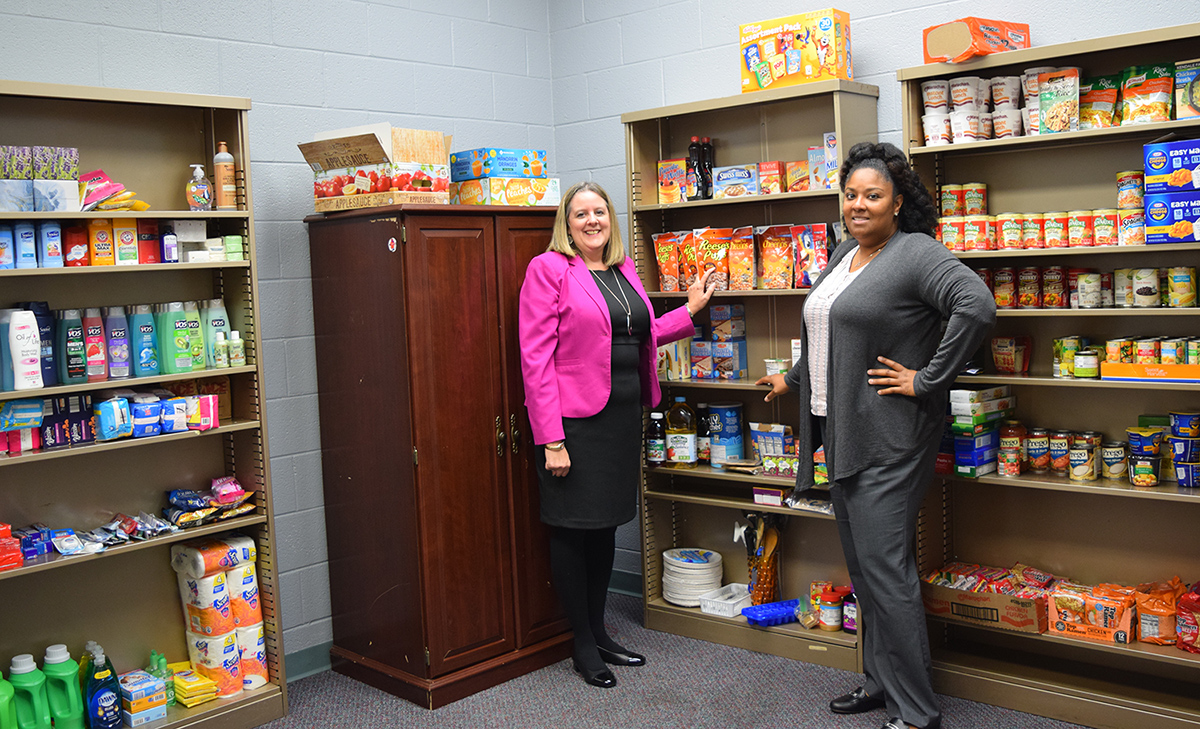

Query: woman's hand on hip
685,267,718,316
755,373,790,402
868,356,917,396
545,446,571,477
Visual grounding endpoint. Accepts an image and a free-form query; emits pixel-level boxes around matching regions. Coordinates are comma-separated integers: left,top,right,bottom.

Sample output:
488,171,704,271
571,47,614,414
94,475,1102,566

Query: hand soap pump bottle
186,164,213,212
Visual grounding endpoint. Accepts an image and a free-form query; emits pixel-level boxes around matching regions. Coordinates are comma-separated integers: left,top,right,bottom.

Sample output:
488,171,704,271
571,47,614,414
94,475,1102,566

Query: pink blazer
519,251,695,445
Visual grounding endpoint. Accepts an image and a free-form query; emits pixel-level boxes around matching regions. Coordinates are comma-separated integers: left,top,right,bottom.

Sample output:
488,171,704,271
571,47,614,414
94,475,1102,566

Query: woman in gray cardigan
757,142,995,729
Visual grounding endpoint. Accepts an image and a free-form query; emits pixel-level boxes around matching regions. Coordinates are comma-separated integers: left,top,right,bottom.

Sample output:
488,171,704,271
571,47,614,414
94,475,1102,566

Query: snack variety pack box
449,177,560,207
1144,190,1200,244
449,147,547,182
739,10,852,93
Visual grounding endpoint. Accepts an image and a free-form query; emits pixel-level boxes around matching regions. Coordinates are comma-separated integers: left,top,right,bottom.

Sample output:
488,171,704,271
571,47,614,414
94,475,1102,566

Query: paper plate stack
661,548,723,607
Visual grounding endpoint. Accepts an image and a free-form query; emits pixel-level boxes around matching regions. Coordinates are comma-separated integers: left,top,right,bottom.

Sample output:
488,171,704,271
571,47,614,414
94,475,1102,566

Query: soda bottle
700,137,715,199
696,403,710,463
686,136,702,202
646,412,666,465
666,396,697,469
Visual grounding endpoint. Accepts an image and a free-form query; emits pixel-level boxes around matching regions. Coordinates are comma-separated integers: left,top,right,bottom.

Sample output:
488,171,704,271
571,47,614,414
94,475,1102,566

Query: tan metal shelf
0,210,248,220
0,514,267,582
648,288,809,299
621,78,879,123
946,472,1200,504
647,597,856,648
646,463,799,488
0,79,251,110
659,376,770,391
956,374,1200,391
644,487,833,520
0,260,250,278
0,366,256,403
0,419,259,467
158,684,284,728
997,308,1199,317
955,242,1200,259
910,116,1200,157
633,188,838,212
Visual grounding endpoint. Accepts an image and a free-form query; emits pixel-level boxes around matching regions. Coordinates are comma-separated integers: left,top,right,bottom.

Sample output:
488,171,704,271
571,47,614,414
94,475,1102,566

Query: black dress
536,266,651,529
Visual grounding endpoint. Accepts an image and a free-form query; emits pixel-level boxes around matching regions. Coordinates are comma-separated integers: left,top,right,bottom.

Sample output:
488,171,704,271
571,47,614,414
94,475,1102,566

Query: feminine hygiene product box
449,177,560,207
739,10,853,93
1144,190,1200,244
450,148,547,181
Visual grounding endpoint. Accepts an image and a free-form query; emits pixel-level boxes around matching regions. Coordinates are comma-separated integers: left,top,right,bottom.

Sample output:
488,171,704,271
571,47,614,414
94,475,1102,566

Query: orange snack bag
728,227,755,291
693,227,732,291
1135,576,1186,645
754,225,794,290
678,231,698,288
1085,591,1133,629
651,232,681,292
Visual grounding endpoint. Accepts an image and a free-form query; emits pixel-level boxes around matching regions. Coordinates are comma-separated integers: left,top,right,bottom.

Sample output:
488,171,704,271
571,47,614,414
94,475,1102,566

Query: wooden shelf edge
0,420,260,467
0,366,256,402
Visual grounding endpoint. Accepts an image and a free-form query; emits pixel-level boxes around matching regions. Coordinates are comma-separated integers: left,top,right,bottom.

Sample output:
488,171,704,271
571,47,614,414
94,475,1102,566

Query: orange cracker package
678,231,698,288
693,227,732,291
651,232,681,292
1135,576,1186,645
728,227,755,291
922,17,1031,65
755,225,794,289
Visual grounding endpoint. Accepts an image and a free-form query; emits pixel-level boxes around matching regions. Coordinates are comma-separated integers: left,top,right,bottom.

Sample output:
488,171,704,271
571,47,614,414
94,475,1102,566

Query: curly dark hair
838,142,938,237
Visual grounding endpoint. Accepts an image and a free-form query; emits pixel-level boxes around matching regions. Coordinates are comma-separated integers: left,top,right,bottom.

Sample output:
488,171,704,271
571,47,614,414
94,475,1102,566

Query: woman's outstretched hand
867,356,916,396
686,267,718,316
755,373,790,402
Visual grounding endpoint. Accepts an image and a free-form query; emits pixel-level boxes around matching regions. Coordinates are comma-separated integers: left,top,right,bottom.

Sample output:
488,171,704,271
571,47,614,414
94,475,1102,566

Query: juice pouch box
651,232,681,291
755,225,794,289
693,227,732,291
678,230,699,288
728,226,756,291
657,159,687,204
785,160,810,192
758,161,785,194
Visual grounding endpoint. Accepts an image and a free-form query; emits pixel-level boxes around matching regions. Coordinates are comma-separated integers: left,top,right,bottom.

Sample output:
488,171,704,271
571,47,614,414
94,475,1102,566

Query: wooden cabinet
305,204,570,708
621,80,878,672
0,80,286,728
898,23,1200,728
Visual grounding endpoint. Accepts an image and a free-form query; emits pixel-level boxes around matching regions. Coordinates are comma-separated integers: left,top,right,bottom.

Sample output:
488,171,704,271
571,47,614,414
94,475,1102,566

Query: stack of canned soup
996,419,1128,484
973,265,1196,313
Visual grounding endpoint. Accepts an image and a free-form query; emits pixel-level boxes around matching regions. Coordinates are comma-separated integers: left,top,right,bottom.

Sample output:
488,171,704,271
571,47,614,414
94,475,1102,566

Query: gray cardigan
783,229,996,488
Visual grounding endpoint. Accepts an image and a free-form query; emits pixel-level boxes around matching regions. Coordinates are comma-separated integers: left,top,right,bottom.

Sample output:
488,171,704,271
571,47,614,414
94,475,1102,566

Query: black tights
548,525,626,672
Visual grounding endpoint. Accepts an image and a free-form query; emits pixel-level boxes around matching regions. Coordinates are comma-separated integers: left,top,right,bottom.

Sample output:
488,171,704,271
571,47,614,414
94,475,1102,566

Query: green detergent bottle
1,670,17,729
8,654,49,729
41,646,83,729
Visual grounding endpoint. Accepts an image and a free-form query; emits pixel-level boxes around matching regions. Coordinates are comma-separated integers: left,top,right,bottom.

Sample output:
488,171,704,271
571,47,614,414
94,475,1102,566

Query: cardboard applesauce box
921,582,1048,634
299,123,450,212
739,10,852,94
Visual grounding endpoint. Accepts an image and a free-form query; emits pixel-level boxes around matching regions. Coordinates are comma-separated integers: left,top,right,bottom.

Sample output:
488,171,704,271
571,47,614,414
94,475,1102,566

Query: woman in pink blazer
519,181,714,689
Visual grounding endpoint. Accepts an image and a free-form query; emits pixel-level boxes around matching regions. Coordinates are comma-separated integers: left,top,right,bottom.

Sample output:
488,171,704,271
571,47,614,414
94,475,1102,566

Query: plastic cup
921,114,952,147
949,76,982,111
978,111,993,140
949,110,980,143
993,108,1023,138
920,79,949,113
1023,66,1055,106
990,76,1022,109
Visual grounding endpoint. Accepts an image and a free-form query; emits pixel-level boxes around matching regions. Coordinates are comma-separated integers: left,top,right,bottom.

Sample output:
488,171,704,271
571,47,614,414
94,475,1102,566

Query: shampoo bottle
19,302,56,388
183,300,205,370
129,305,159,377
213,331,229,369
83,648,119,729
202,298,231,369
0,309,20,391
35,222,62,268
8,309,43,391
13,222,37,269
103,306,130,380
0,224,14,269
8,654,50,729
41,646,83,729
56,310,87,385
228,330,246,368
186,164,213,212
213,141,237,210
160,302,191,374
82,308,108,383
1,670,16,729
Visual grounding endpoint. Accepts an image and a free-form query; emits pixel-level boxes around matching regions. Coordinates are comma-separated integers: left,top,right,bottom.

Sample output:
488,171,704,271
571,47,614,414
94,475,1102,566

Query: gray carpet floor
258,594,1089,729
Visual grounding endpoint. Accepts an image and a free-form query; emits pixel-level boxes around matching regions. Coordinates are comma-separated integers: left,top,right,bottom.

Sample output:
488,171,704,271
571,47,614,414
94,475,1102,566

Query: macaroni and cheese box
449,147,547,181
1144,140,1200,194
449,177,560,206
713,165,758,198
657,159,687,204
1144,190,1200,244
739,10,853,93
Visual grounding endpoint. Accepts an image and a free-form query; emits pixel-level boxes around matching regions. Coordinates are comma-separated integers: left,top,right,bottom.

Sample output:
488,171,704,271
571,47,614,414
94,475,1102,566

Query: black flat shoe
597,646,647,667
830,687,886,714
572,660,616,688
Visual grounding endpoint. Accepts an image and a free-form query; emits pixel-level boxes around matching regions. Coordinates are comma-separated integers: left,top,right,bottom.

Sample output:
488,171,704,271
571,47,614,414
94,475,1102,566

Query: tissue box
449,147,547,181
449,177,560,206
739,10,853,93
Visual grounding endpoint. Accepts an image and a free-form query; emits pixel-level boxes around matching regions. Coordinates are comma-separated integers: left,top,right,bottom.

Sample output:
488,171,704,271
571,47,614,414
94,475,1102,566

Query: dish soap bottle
213,142,237,210
186,164,213,212
83,647,120,729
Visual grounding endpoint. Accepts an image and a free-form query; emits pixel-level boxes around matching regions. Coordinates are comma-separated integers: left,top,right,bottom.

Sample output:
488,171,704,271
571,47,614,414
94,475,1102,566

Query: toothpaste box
1144,140,1200,194
450,147,547,181
1144,190,1200,244
713,341,749,380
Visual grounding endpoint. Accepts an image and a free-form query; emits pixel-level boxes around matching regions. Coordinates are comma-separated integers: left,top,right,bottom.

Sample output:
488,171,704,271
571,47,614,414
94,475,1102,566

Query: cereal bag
1121,64,1174,126
651,232,681,292
1178,583,1200,654
792,224,829,287
728,227,755,291
754,225,793,289
693,227,732,291
678,230,698,288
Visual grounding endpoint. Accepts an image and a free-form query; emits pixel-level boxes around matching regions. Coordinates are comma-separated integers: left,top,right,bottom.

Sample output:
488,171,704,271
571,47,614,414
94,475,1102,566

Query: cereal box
691,341,714,379
658,159,687,204
1176,59,1200,120
693,227,732,291
449,147,547,181
755,225,794,289
1144,140,1200,194
739,10,853,93
728,227,756,291
1144,190,1200,244
713,164,758,199
758,161,784,194
785,161,810,193
651,232,681,292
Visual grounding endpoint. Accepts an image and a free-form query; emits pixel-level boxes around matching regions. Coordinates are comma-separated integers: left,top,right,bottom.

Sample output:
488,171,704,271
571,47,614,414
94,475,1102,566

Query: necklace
590,268,633,335
850,243,885,271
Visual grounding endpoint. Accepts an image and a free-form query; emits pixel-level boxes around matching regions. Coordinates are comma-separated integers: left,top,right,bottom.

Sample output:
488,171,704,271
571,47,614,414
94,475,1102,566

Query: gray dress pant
827,424,942,729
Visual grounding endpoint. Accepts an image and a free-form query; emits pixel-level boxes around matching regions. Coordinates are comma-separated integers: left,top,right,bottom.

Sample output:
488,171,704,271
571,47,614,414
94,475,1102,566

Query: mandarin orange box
449,177,560,207
739,10,852,93
449,148,547,182
921,582,1047,634
1101,362,1200,382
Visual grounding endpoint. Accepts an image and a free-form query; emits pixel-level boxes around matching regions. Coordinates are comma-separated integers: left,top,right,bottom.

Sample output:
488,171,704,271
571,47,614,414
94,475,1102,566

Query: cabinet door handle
510,414,520,455
496,416,506,456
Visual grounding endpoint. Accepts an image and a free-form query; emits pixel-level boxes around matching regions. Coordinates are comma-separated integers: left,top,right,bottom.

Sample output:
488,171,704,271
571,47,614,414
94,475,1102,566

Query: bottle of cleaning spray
41,646,83,729
201,298,231,369
128,305,159,377
8,309,43,391
83,646,119,729
56,309,87,385
103,306,130,380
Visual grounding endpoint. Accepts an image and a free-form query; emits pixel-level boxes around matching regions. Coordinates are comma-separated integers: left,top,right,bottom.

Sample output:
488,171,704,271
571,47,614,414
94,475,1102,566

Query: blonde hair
546,181,626,267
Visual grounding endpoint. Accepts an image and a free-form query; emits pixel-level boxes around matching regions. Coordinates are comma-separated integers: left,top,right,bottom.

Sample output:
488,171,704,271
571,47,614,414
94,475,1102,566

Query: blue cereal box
1144,140,1200,194
1144,191,1200,244
450,148,547,182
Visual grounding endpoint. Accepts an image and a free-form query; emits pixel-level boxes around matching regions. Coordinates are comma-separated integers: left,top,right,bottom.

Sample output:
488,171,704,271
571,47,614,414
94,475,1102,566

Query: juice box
739,9,853,93
449,147,547,181
657,159,687,204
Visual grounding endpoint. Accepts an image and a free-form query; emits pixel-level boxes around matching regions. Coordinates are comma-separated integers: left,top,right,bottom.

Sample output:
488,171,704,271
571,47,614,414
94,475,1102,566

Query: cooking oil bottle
666,396,698,469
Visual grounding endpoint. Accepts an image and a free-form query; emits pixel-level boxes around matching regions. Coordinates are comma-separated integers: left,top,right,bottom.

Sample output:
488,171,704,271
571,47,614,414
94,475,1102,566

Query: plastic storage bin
698,583,752,617
741,598,801,626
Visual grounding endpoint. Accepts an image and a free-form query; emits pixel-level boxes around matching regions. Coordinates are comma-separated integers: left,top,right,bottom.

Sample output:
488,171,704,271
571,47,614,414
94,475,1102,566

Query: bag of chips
1135,576,1185,645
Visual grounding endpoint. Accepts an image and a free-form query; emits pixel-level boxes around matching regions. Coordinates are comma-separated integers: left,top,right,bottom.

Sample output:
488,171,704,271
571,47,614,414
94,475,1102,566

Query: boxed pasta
1143,140,1200,194
739,10,853,93
1144,190,1200,244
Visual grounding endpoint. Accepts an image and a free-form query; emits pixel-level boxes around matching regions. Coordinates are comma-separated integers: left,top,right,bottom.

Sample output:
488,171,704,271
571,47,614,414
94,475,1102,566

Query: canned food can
1041,266,1067,308
1043,212,1069,248
1189,339,1200,365
993,267,1017,309
1169,267,1197,308
1027,429,1050,472
1049,430,1073,474
1119,209,1146,246
1101,441,1127,479
940,184,965,217
1068,443,1097,481
1132,268,1160,307
973,267,992,291
1161,268,1171,307
1058,336,1081,377
940,216,967,252
1135,338,1160,364
1092,209,1119,246
1022,213,1045,249
1161,338,1185,365
996,213,1024,248
964,215,993,250
1106,338,1134,363
998,447,1022,477
1067,210,1094,247
1077,272,1102,308
1116,170,1144,210
1113,269,1134,307
963,183,988,216
709,402,744,464
1100,272,1114,308
1017,267,1042,308
1079,431,1103,478
1073,349,1100,378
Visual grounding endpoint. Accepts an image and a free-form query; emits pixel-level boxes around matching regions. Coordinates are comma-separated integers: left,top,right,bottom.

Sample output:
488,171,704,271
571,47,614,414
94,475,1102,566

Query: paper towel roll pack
171,533,256,579
226,563,263,627
236,623,268,690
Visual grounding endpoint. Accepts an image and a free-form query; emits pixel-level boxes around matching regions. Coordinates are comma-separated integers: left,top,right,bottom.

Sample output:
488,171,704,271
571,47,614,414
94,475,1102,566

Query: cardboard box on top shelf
449,177,561,207
298,123,450,213
739,10,852,94
923,17,1031,65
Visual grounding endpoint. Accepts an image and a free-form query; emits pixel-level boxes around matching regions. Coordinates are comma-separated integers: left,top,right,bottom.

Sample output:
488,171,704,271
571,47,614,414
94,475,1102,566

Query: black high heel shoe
572,660,616,688
597,646,647,667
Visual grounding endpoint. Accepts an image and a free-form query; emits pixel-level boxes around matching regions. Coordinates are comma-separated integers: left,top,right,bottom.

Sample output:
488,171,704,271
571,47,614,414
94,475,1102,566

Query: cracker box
922,17,1031,65
921,581,1047,634
298,123,450,212
449,177,560,207
1176,59,1200,121
657,159,687,204
1144,140,1200,194
449,147,546,182
758,161,784,194
713,164,758,199
1144,190,1200,244
739,10,853,93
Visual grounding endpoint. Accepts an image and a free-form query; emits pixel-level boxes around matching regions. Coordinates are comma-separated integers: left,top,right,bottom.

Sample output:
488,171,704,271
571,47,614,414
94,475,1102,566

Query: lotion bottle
227,330,246,367
213,141,237,210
